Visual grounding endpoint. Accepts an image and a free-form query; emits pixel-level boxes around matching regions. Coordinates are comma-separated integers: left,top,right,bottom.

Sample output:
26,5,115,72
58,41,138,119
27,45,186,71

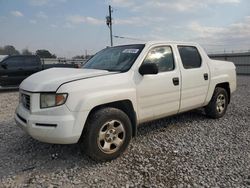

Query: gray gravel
0,76,250,188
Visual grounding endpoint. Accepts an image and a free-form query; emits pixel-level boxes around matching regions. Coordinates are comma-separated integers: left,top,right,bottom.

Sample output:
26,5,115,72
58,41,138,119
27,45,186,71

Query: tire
80,107,132,161
205,87,229,119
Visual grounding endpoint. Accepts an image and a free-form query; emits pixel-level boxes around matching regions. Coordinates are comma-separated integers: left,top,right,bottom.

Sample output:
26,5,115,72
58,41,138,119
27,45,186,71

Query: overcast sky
0,0,249,57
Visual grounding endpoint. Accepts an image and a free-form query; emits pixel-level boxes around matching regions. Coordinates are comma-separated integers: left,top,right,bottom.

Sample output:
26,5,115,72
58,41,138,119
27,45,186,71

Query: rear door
136,45,181,122
177,45,210,112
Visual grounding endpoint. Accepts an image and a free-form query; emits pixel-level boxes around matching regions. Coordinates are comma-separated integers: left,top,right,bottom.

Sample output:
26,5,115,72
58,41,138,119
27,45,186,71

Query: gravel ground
0,76,249,188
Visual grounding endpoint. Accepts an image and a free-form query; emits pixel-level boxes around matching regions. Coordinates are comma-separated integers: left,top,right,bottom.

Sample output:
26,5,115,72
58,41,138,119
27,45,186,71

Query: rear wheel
81,107,132,161
205,87,229,119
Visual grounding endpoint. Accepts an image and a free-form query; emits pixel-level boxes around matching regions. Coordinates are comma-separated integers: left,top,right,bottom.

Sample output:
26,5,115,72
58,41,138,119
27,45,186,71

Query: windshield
83,44,145,72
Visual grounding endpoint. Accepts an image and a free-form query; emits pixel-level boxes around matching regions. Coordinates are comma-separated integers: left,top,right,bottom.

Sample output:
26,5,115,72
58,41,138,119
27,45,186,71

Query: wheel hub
97,120,125,154
105,129,117,142
216,94,226,114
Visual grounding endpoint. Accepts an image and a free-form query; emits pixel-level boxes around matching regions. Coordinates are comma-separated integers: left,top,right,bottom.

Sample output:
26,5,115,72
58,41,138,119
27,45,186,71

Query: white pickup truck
15,41,236,161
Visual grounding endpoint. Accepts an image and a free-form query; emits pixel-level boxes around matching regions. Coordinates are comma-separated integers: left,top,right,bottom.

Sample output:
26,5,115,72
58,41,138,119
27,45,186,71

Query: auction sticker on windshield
122,49,139,53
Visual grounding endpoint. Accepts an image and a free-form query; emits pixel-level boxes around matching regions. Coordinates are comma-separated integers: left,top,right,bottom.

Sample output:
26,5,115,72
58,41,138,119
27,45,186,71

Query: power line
113,35,146,42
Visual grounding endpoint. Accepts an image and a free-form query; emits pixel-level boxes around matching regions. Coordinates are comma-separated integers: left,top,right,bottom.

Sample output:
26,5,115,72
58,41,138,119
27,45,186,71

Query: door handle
172,77,179,86
204,73,208,80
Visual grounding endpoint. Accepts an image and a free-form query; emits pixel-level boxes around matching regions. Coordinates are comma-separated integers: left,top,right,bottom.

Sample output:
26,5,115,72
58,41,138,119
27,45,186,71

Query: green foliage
36,49,57,58
22,48,33,55
0,45,57,58
0,45,20,55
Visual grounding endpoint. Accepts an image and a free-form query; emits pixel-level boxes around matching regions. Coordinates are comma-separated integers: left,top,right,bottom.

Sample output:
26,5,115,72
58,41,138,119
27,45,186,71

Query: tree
22,48,33,55
36,49,57,58
0,45,20,55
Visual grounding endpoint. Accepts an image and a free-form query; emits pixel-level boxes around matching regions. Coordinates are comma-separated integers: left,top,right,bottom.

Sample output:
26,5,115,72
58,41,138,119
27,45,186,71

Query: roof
113,41,200,48
144,41,199,46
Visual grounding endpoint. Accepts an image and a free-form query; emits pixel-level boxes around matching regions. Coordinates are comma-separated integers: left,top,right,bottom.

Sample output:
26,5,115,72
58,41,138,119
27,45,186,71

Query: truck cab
0,55,41,87
15,41,236,161
0,55,79,89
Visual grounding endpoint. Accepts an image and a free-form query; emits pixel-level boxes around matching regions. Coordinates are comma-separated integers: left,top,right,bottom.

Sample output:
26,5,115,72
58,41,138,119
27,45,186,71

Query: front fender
65,88,137,113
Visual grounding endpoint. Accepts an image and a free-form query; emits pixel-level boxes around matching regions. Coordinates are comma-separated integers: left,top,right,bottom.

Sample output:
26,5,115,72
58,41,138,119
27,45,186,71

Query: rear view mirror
139,63,158,75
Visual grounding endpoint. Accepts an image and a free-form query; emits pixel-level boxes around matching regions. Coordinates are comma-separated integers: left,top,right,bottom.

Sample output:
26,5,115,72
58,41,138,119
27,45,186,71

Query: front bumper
14,103,88,144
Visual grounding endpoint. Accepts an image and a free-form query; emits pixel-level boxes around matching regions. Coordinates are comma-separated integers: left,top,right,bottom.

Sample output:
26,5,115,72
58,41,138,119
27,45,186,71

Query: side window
3,57,23,68
25,57,40,66
143,46,175,72
178,46,201,69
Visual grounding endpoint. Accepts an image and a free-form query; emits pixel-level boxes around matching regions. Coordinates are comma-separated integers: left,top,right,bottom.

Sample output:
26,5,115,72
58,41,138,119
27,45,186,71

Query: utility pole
106,5,113,46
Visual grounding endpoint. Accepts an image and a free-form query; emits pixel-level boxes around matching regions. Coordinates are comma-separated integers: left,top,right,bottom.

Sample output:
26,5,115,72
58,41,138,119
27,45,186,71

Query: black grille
21,93,31,110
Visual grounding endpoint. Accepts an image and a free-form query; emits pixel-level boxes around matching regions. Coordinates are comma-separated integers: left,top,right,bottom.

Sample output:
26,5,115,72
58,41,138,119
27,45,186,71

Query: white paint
15,41,237,144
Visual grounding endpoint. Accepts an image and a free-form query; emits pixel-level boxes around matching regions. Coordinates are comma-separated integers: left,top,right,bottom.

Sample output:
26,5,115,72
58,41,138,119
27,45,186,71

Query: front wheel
81,107,132,161
205,87,229,119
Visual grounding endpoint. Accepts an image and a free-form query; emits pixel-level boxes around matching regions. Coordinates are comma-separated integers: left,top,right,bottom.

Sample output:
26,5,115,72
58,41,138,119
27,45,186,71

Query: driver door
136,45,181,123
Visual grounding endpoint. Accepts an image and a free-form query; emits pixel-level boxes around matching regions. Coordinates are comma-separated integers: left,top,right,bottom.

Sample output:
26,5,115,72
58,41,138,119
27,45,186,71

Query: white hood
20,68,114,92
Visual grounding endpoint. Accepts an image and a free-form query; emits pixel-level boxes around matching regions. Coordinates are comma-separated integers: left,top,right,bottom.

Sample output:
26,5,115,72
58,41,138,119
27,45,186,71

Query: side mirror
1,63,7,69
139,63,158,75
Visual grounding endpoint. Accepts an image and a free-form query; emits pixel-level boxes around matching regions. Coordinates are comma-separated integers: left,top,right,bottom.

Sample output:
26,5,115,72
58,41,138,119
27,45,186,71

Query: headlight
40,93,68,108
